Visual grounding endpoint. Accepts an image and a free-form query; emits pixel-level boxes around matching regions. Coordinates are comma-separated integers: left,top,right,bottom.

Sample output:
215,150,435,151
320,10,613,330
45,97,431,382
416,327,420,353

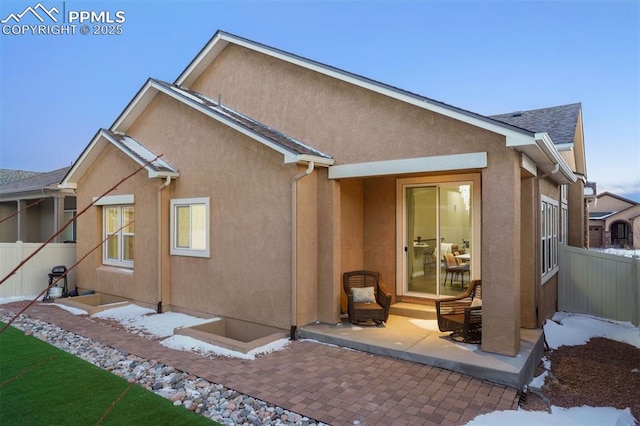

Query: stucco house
589,192,639,249
60,31,588,357
0,167,76,243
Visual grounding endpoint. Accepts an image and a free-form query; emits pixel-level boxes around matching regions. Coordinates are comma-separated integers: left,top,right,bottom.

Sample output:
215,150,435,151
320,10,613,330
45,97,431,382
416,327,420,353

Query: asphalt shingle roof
0,169,41,185
0,166,71,195
102,130,178,175
489,103,581,146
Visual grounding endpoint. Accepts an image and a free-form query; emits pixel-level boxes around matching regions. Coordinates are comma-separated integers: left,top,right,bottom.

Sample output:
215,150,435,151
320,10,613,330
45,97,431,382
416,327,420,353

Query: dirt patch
520,337,640,419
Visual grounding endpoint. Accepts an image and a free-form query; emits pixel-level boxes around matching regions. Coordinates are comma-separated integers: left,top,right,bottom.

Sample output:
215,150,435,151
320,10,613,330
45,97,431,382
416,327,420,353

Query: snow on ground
467,311,639,426
591,248,640,258
89,303,290,359
1,296,638,424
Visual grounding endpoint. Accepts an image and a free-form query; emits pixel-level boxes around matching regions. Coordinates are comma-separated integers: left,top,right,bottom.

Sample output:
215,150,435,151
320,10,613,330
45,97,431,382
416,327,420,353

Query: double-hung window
103,205,134,267
541,195,559,282
170,197,210,257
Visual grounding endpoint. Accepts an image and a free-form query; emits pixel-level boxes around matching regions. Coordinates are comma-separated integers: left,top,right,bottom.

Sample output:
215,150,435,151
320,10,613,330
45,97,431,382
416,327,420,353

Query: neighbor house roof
172,30,576,184
596,191,639,206
589,212,615,220
489,103,581,146
0,166,71,199
0,169,41,185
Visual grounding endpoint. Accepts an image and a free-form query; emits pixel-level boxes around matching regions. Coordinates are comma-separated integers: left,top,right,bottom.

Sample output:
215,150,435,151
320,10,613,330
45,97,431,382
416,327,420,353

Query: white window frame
62,209,76,242
560,185,568,245
170,197,210,258
541,195,559,283
102,205,134,268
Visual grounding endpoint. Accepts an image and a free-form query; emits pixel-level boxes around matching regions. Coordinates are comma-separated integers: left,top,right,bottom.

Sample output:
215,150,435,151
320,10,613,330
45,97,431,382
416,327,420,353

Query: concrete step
390,302,437,320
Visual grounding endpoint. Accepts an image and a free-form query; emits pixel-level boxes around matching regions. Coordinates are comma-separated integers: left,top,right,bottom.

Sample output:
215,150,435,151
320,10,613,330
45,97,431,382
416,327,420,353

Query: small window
62,209,76,242
103,205,134,267
541,195,559,282
170,197,210,257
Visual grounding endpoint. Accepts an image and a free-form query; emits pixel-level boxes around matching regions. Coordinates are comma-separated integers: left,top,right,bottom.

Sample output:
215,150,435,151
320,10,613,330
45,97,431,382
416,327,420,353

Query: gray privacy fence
558,245,640,326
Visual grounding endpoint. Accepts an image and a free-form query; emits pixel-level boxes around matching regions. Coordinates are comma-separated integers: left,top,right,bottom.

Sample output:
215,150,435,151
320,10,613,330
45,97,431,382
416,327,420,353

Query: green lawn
0,322,218,425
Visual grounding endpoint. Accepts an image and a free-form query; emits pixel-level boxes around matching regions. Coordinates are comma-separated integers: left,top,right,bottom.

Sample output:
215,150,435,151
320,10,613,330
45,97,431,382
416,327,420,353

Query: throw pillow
471,298,482,307
352,287,376,303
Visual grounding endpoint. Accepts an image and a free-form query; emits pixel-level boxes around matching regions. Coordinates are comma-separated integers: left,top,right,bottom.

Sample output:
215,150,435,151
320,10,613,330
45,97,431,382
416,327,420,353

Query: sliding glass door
400,179,474,298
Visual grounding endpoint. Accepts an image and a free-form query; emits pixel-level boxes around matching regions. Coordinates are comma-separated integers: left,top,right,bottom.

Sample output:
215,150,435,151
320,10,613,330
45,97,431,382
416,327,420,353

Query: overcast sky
1,0,638,201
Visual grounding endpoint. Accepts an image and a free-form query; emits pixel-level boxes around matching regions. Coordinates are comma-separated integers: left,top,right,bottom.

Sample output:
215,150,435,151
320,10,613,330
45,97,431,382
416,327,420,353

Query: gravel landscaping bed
1,313,325,426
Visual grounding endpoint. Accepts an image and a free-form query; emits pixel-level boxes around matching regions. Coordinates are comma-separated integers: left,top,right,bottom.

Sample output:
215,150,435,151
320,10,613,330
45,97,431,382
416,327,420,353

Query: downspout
291,161,314,340
157,176,172,313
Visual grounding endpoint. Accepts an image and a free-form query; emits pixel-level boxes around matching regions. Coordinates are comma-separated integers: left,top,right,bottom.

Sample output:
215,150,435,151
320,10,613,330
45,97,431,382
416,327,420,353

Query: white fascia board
111,80,158,133
148,170,180,179
176,34,228,86
293,154,334,166
555,143,574,152
59,182,77,190
59,131,108,188
328,152,487,179
179,33,533,142
534,132,577,184
521,153,538,177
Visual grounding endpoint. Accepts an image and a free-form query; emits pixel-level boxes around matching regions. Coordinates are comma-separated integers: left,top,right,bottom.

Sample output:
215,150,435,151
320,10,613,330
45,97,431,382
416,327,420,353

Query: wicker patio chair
343,270,392,325
435,279,482,343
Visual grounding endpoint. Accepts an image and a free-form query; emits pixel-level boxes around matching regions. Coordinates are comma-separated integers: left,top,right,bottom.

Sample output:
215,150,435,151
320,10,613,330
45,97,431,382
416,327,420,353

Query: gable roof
62,77,334,188
61,129,179,189
173,30,576,184
596,191,639,206
489,103,581,146
152,80,333,162
0,166,71,198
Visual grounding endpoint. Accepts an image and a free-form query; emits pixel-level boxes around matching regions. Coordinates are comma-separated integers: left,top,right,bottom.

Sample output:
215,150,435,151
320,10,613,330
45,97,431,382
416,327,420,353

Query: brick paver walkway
1,302,519,425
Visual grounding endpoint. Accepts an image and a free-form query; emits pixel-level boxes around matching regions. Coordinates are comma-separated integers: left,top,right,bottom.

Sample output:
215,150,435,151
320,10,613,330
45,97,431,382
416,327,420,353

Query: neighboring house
0,167,76,243
588,192,639,249
60,31,588,357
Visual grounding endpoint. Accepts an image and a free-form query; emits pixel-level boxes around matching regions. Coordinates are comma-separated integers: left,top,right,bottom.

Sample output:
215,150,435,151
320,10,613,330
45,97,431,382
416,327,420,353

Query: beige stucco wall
74,40,564,355
295,166,318,327
520,177,537,329
126,93,299,330
567,180,585,247
187,44,533,354
76,143,159,306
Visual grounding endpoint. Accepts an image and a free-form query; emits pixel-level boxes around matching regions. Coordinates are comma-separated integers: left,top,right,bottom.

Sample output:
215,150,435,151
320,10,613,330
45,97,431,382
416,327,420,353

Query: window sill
97,265,134,275
170,249,210,258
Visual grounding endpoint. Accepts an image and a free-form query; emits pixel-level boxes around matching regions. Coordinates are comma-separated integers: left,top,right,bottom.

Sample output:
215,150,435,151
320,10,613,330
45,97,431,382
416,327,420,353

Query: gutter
290,161,315,340
157,176,173,313
534,132,577,184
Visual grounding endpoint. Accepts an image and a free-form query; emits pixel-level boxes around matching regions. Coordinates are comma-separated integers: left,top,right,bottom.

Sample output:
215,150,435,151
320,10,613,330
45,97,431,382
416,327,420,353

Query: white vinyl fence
0,242,76,299
559,245,640,326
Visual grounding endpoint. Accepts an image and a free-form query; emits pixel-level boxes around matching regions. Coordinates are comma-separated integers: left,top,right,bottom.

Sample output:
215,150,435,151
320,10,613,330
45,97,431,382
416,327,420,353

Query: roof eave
534,132,577,184
287,154,334,166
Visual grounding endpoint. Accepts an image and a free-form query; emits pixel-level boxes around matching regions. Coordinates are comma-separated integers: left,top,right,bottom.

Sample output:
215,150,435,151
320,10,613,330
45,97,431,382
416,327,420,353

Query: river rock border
1,313,325,426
